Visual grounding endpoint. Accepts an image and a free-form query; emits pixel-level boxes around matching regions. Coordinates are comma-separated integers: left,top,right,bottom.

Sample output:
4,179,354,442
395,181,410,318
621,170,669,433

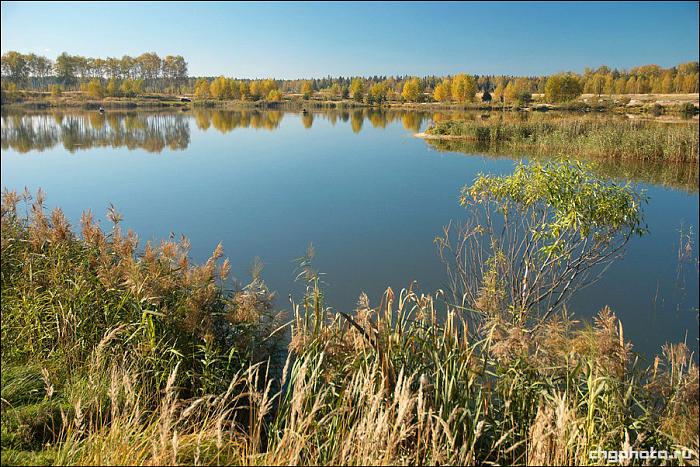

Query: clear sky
1,1,698,79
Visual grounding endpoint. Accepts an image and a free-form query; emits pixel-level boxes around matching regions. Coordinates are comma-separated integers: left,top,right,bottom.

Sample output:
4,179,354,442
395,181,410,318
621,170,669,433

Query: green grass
426,117,699,164
426,137,700,192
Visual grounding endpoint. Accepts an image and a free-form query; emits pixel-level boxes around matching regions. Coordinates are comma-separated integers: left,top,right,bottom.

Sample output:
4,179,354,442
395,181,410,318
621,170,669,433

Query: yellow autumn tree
682,73,699,92
194,78,210,99
301,81,313,99
350,78,364,101
433,79,451,102
503,81,517,103
368,82,388,104
450,73,476,103
329,83,342,99
401,77,421,102
209,76,230,100
603,74,614,94
261,79,277,97
614,77,627,94
239,82,249,100
249,81,262,99
106,78,119,97
267,89,282,101
544,74,582,102
85,78,105,98
589,74,605,95
492,79,506,103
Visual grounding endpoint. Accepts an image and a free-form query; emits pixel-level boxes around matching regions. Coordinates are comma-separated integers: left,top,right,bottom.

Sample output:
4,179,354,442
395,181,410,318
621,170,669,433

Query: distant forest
1,51,698,104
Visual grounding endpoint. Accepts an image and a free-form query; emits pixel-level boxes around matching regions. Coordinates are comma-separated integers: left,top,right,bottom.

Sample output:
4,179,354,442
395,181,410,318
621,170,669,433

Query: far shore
413,112,700,142
413,132,475,140
2,91,698,115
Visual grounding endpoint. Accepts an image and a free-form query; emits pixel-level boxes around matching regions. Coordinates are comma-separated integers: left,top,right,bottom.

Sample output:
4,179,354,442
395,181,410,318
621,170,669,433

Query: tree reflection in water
5,108,693,192
1,111,191,153
1,108,434,154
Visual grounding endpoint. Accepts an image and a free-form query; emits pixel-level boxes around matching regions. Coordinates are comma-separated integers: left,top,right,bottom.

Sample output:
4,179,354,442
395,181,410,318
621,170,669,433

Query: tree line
277,62,699,103
1,50,698,104
1,51,188,93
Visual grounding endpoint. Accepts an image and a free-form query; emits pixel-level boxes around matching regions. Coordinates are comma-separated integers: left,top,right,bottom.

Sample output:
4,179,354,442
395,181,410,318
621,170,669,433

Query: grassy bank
1,173,698,465
423,117,699,164
0,90,192,110
4,89,699,115
426,138,700,192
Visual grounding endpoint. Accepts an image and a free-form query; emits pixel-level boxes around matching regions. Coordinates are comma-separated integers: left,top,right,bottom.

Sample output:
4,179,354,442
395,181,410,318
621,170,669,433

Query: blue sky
1,1,698,78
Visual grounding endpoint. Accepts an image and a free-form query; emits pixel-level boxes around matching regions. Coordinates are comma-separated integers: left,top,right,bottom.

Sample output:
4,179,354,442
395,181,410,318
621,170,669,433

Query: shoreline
2,92,698,115
413,131,477,140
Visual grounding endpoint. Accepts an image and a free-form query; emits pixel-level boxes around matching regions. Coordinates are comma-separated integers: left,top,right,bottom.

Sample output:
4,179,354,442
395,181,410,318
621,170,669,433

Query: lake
2,108,698,359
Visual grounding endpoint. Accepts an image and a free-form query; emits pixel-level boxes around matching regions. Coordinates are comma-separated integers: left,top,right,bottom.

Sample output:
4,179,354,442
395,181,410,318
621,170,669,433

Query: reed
1,190,697,465
426,117,699,164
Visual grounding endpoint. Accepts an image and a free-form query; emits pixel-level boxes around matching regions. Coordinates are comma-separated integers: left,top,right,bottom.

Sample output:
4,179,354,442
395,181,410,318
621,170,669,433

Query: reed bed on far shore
425,117,699,164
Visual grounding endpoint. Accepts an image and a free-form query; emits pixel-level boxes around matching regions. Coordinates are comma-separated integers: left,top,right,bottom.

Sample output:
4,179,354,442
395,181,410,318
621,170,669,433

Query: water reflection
193,109,285,132
2,111,190,153
2,108,698,193
2,107,697,359
425,137,699,193
1,108,436,154
301,112,313,129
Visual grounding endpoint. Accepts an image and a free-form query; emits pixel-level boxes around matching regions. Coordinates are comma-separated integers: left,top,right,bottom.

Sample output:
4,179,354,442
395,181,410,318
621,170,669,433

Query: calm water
2,109,698,359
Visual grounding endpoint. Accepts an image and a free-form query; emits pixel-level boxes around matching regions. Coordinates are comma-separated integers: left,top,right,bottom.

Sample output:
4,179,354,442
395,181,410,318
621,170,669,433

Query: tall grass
427,138,700,193
1,191,698,465
426,117,699,164
0,189,284,464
